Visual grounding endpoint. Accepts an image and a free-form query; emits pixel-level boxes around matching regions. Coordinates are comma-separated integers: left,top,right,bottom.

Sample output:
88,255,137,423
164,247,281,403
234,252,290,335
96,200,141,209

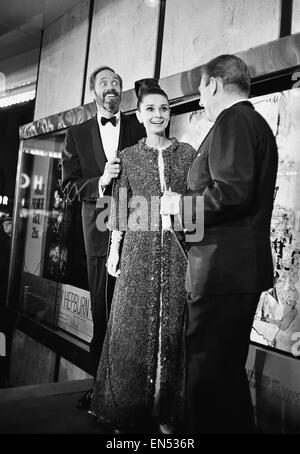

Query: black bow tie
101,116,117,126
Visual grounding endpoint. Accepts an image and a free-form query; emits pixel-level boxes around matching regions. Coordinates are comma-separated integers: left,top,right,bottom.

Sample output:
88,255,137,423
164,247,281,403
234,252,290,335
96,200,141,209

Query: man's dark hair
200,54,251,95
89,66,123,91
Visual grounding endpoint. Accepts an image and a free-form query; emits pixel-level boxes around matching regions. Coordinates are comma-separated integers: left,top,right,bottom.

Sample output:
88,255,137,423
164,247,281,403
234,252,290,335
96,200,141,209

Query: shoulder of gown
119,140,142,161
175,140,197,162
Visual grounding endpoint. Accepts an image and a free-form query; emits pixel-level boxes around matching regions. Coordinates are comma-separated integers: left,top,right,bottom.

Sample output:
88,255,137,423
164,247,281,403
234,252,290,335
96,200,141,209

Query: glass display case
8,128,92,340
7,106,97,351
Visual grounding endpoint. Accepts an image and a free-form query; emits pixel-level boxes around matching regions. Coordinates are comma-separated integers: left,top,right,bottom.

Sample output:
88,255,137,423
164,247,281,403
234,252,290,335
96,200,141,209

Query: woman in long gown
90,80,195,433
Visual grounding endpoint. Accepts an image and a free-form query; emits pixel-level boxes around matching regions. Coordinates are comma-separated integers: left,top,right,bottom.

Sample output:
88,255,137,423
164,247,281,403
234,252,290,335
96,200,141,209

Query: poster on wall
250,89,300,356
170,109,213,150
41,158,68,282
170,88,300,358
23,155,52,276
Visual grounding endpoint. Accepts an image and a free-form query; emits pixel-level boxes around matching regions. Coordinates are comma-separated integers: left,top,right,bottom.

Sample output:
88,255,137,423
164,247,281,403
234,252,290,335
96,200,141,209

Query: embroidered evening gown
91,137,195,432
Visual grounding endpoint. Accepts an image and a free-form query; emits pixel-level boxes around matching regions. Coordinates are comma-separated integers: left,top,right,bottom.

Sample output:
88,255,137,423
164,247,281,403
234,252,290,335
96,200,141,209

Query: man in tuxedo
161,55,278,433
62,66,144,409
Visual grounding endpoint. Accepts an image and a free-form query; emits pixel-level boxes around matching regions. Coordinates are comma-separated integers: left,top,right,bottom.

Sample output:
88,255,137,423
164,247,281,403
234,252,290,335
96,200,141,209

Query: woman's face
137,93,170,136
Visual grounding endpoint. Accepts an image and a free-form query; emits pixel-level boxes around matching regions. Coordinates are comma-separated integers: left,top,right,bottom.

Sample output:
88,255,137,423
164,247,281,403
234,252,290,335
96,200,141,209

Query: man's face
93,69,122,115
2,220,12,236
198,75,215,122
50,246,60,263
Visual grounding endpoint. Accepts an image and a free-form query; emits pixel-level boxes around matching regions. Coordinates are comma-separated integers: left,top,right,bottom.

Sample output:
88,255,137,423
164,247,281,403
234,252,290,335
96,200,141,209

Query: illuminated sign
0,195,8,205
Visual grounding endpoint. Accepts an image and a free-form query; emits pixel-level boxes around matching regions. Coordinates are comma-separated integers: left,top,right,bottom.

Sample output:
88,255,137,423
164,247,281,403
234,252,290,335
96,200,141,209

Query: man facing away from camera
61,66,144,410
161,54,278,433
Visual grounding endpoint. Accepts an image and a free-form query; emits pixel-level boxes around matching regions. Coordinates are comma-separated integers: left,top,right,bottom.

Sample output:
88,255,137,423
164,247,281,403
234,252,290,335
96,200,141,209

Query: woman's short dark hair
200,54,251,95
89,66,123,91
135,78,169,110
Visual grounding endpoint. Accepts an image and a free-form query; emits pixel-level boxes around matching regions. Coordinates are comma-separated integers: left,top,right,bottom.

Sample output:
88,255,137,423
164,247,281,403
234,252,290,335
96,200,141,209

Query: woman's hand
106,251,121,277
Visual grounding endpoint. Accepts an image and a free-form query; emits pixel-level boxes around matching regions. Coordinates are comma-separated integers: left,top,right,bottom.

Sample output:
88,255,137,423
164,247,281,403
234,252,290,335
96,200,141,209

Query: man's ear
136,110,143,124
213,77,224,96
209,77,218,96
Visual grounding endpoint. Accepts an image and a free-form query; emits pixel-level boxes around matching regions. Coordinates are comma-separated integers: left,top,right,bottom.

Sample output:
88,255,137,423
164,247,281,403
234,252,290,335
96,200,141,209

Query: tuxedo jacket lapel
117,113,129,156
90,116,107,172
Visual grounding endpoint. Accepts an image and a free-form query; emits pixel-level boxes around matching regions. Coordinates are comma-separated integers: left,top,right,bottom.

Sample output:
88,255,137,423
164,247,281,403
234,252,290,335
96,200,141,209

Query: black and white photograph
0,0,299,440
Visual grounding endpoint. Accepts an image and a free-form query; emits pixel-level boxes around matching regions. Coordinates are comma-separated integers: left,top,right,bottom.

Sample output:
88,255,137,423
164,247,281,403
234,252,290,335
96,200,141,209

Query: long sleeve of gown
108,229,124,257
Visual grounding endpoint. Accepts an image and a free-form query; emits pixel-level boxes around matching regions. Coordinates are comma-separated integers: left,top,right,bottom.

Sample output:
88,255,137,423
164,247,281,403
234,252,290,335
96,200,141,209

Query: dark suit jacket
61,113,144,257
185,101,278,294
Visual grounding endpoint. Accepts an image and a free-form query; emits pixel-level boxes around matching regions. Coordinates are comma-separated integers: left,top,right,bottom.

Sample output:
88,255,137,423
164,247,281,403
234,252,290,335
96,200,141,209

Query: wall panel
34,0,89,120
84,0,159,103
58,357,92,382
292,0,300,33
160,0,281,78
9,329,56,386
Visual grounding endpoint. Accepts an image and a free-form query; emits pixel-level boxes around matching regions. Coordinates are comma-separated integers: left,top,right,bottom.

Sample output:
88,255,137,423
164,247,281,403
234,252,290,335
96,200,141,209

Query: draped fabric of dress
91,138,195,431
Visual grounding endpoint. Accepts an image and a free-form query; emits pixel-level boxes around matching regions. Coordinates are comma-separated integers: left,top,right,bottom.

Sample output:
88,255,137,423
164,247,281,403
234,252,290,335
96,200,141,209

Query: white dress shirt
97,111,121,196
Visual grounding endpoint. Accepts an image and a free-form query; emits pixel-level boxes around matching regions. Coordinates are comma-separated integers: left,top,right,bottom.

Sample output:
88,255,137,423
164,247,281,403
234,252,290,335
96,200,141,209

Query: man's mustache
103,89,120,99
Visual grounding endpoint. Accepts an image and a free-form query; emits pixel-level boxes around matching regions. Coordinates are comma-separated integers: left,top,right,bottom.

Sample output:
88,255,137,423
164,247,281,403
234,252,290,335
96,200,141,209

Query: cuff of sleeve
98,176,106,198
160,193,182,215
